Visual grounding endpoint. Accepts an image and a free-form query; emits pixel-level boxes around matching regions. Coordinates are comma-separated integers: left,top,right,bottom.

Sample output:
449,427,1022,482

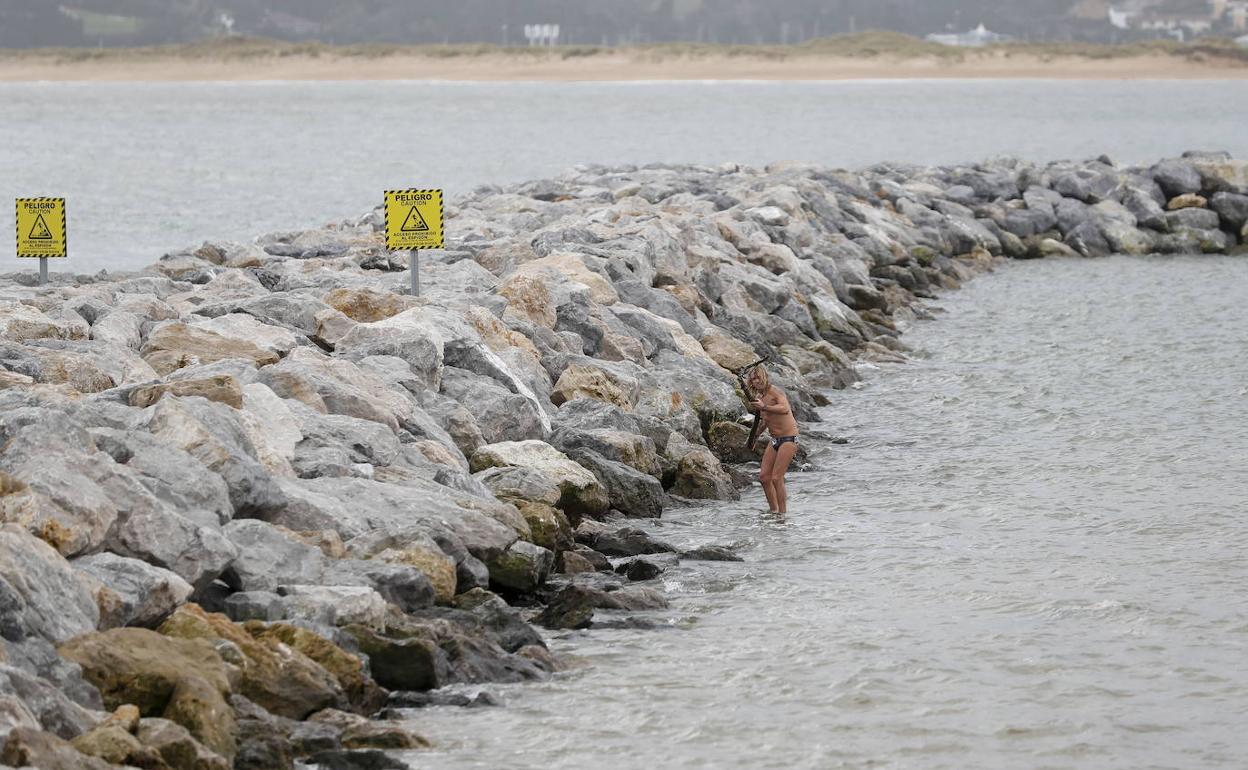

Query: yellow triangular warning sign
28,214,53,241
401,206,430,233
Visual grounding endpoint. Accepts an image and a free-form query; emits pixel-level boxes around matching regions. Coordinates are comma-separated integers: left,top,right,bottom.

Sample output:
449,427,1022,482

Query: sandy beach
2,48,1247,82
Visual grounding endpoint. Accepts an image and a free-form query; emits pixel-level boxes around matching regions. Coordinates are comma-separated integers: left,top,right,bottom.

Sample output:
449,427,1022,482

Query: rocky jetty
1,151,1246,769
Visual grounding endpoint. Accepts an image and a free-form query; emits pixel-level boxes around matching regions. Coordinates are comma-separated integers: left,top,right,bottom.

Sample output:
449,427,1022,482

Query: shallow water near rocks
403,256,1248,770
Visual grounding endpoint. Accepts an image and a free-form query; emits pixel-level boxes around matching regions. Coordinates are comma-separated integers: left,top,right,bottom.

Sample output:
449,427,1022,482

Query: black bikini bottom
771,435,799,450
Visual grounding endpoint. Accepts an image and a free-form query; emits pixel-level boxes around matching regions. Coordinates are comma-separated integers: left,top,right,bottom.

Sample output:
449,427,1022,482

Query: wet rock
307,708,429,750
590,528,678,557
385,690,500,709
705,421,758,464
564,447,666,519
511,500,573,553
536,585,596,630
305,749,409,770
484,540,555,594
559,550,599,574
683,545,745,562
667,435,740,501
615,558,665,581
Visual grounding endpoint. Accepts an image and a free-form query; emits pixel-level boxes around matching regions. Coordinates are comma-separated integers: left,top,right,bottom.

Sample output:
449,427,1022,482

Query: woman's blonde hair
747,365,769,397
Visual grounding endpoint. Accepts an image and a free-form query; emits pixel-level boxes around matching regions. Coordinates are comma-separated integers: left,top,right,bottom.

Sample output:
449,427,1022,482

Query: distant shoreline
2,34,1247,82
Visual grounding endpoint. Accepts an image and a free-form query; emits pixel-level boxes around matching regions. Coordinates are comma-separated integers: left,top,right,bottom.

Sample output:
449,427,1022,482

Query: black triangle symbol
29,214,53,241
401,206,430,233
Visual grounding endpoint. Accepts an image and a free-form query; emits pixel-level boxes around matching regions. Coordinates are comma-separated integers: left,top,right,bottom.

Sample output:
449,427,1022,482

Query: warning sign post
15,198,66,285
384,189,443,297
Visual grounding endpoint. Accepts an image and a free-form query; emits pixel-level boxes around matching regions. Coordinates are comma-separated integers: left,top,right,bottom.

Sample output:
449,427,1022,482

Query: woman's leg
759,442,778,512
772,441,800,514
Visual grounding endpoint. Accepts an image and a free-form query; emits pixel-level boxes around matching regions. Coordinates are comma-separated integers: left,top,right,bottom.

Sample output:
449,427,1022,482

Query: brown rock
129,375,245,410
551,364,635,410
57,627,237,760
371,546,457,605
514,500,573,553
159,604,347,720
58,628,234,715
497,275,556,328
244,623,388,716
700,329,759,373
72,724,170,769
102,703,142,734
0,370,34,390
559,550,597,575
163,676,236,762
141,323,279,376
1,728,114,770
136,718,231,770
706,421,759,464
307,709,429,751
1167,193,1208,210
322,288,417,323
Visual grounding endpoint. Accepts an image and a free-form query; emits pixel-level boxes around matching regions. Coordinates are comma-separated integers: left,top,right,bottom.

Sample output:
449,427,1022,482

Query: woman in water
747,366,800,514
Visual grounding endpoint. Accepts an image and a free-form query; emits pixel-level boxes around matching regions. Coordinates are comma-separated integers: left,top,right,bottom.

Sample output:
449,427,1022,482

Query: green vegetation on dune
1,31,1245,66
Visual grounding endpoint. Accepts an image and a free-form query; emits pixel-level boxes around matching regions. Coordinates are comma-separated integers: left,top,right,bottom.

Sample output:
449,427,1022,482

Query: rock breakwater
1,151,1245,769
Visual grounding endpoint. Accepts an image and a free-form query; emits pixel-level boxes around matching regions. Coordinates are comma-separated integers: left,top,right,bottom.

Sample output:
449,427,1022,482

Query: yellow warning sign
385,189,443,251
15,198,67,258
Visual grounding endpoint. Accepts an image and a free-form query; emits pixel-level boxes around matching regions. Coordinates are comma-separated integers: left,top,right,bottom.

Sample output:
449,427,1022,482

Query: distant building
1238,33,1248,44
1108,0,1245,38
1228,1,1248,30
925,24,1013,47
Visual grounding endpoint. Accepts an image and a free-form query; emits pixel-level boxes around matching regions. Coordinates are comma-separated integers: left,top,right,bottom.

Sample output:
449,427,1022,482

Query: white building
925,24,1013,48
1237,33,1248,45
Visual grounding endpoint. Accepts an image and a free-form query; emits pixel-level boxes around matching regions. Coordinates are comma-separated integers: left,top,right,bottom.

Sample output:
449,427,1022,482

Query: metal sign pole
38,257,47,286
410,250,420,297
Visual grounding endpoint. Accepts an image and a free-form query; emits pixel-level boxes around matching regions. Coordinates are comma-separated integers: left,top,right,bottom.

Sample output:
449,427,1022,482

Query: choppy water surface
2,79,1247,271
406,256,1248,770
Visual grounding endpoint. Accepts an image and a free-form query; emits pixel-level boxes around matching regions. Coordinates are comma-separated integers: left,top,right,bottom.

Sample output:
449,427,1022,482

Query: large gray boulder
440,366,548,444
469,440,609,517
1210,191,1248,232
0,526,98,645
265,476,524,563
73,552,193,629
334,308,444,393
1152,159,1203,199
564,447,667,519
142,395,284,517
221,520,436,615
89,428,233,529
